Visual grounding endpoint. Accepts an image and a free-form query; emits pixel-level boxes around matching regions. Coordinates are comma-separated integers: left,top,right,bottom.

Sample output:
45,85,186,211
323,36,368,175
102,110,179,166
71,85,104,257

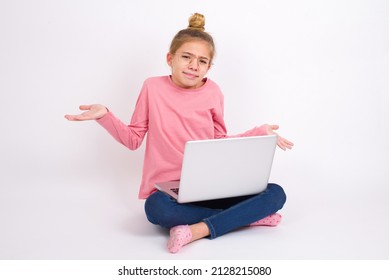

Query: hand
264,124,294,151
64,104,108,121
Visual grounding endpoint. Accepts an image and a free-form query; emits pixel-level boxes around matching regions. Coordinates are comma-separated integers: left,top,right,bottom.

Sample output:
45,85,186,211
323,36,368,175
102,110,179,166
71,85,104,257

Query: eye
200,60,208,65
181,55,191,60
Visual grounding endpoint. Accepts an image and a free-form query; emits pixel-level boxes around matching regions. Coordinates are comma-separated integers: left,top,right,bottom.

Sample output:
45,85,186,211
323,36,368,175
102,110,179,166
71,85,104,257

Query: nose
188,58,199,71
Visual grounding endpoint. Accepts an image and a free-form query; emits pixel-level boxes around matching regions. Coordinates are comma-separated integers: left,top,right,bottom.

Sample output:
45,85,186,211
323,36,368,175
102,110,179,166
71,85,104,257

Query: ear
166,52,173,67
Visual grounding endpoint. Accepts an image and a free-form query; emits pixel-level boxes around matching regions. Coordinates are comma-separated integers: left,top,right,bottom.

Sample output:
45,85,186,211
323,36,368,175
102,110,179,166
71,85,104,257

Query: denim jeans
144,183,286,239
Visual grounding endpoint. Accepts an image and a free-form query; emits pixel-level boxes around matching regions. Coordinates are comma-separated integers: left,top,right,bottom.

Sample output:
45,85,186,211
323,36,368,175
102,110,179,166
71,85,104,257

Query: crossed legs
145,183,286,253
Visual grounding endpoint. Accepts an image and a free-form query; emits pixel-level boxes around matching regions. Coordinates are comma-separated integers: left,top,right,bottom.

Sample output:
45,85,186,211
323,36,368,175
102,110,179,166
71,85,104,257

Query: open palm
264,124,294,151
64,104,108,121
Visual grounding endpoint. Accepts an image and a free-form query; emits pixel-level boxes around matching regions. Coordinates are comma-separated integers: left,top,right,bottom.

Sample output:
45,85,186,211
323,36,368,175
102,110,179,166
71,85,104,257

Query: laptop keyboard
171,188,179,195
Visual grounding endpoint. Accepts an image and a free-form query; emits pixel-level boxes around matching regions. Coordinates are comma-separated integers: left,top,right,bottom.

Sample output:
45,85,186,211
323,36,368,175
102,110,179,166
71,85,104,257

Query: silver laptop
155,135,277,203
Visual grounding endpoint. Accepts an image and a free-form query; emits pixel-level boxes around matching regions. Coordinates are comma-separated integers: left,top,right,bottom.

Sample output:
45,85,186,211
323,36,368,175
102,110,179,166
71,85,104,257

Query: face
167,40,212,89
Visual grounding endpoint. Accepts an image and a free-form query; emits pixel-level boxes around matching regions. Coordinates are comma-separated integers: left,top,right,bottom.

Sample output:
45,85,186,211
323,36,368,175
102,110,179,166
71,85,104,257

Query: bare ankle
189,222,210,242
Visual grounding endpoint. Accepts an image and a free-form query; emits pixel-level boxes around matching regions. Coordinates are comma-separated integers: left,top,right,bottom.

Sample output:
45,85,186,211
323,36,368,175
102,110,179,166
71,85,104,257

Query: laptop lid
156,135,277,203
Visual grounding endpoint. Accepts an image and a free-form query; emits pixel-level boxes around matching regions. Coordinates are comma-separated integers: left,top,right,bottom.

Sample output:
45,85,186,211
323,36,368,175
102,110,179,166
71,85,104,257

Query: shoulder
137,76,174,104
204,78,224,98
138,76,170,97
205,77,221,89
143,76,170,87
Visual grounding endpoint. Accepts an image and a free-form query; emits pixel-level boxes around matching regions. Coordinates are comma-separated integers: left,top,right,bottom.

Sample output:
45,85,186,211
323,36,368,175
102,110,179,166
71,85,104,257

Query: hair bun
188,13,205,31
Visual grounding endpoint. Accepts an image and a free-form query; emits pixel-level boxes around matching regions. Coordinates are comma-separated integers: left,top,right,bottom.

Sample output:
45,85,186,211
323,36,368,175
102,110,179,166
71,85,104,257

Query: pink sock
250,213,282,227
167,225,192,254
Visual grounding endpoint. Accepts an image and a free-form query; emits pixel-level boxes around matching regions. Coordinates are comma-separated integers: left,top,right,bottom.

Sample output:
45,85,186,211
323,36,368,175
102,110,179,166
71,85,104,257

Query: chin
186,78,204,88
187,83,202,89
174,76,203,89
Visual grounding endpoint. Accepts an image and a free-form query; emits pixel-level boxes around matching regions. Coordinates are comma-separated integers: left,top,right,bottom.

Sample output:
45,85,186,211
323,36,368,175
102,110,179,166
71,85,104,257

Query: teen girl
65,13,294,253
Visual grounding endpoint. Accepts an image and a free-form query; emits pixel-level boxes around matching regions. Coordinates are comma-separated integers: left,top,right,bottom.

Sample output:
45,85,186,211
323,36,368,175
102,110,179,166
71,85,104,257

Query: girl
65,13,293,253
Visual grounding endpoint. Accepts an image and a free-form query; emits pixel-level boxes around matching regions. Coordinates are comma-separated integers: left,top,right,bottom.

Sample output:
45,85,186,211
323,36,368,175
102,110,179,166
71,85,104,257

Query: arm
230,124,293,151
65,82,150,151
65,104,148,151
211,96,293,150
64,104,108,121
96,110,148,151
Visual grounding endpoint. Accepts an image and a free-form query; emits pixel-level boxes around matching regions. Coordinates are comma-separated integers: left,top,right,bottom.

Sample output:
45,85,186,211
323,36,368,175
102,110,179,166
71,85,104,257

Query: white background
0,0,388,259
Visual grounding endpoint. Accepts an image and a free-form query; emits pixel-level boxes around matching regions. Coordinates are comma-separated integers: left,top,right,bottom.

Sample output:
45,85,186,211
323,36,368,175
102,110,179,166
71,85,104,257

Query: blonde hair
169,13,215,62
188,13,205,31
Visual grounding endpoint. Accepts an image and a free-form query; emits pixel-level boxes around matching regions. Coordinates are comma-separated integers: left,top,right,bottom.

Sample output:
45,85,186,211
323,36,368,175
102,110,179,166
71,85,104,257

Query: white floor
1,151,388,260
1,0,388,262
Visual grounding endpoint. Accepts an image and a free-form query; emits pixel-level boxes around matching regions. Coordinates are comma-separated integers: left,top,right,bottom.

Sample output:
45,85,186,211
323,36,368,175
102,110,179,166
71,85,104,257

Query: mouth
183,71,199,79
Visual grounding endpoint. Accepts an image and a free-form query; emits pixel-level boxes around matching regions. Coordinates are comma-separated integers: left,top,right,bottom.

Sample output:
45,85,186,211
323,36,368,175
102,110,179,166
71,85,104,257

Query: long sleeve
96,83,149,151
229,125,269,138
94,76,267,199
94,76,229,198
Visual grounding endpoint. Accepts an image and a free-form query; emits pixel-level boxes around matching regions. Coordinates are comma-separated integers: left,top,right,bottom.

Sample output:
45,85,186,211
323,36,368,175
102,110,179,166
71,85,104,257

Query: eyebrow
181,52,210,61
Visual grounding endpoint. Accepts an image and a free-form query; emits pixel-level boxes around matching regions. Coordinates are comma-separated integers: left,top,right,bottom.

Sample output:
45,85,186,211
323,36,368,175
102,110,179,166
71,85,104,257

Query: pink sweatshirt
97,76,268,199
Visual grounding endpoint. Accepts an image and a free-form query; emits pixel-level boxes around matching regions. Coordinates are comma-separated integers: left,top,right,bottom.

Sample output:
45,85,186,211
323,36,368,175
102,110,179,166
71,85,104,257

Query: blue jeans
144,183,286,239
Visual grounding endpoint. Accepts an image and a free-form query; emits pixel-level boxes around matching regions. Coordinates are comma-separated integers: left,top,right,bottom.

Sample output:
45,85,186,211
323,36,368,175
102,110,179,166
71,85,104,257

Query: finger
283,141,294,149
277,138,293,150
64,114,90,121
270,124,279,131
79,104,92,111
64,114,81,121
286,141,294,148
283,138,294,148
277,135,294,146
277,142,286,151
